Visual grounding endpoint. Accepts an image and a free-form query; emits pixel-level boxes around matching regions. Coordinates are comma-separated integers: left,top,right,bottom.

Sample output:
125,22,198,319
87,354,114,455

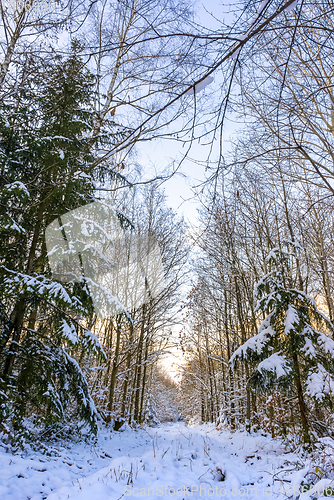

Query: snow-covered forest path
0,423,309,500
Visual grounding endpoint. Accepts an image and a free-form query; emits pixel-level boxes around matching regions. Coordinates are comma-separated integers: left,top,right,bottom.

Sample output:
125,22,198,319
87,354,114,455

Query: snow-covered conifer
231,243,334,444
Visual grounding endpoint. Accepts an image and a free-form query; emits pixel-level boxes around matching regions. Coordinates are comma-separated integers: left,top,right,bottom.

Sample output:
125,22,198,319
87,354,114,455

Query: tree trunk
133,304,146,423
292,351,310,444
108,316,122,413
120,320,134,419
139,334,149,423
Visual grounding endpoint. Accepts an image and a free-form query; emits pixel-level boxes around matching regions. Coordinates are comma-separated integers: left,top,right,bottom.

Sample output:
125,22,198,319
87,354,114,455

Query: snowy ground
0,423,333,500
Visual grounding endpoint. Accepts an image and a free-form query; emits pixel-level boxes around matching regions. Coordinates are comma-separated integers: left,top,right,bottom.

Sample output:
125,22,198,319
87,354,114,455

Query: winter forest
1,1,334,499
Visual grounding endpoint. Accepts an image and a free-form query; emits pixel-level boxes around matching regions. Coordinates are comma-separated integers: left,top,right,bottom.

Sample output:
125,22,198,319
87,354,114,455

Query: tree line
178,0,334,446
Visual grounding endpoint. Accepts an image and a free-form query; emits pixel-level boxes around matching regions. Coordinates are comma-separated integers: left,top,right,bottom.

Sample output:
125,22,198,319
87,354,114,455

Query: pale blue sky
137,0,242,226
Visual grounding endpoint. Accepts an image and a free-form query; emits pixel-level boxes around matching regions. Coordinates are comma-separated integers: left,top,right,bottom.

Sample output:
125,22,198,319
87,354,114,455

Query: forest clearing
2,422,334,500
